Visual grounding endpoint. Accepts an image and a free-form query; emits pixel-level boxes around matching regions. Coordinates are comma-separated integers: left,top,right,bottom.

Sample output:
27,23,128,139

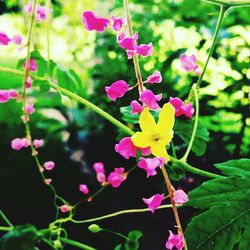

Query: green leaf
55,64,80,93
125,230,143,250
33,79,50,94
0,224,38,250
174,119,209,156
120,106,140,124
168,163,185,181
185,158,250,250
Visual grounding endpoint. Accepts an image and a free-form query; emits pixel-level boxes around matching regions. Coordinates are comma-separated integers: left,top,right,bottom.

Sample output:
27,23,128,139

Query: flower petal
139,107,156,132
157,103,175,132
150,142,169,161
131,132,152,149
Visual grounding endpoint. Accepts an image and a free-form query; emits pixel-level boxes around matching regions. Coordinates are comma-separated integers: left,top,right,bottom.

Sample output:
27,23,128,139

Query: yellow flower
131,103,175,161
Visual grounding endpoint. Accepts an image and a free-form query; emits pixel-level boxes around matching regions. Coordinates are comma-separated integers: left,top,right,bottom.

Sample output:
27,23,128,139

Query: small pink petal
118,32,138,51
45,178,52,185
23,58,38,72
79,184,90,194
11,34,22,45
173,190,189,205
0,90,10,103
105,80,129,101
8,89,18,99
0,32,11,45
136,42,153,57
142,194,164,213
112,16,124,31
82,11,110,32
145,70,162,84
130,100,143,114
107,167,127,188
139,89,162,110
26,76,33,88
138,157,165,177
115,137,137,159
180,53,198,72
25,104,35,115
43,161,55,171
33,139,44,148
60,204,70,213
11,138,30,150
165,230,184,250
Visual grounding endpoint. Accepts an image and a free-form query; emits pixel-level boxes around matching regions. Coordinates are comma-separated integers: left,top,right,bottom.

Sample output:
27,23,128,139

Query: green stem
49,82,134,136
203,0,250,7
170,156,224,179
188,4,227,101
182,84,199,161
0,226,12,232
0,210,13,227
102,229,129,240
71,205,172,224
60,238,97,250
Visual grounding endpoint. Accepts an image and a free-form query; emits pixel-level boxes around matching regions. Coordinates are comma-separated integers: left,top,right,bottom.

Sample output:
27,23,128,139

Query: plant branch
0,210,13,227
182,84,199,161
161,167,187,250
0,226,12,232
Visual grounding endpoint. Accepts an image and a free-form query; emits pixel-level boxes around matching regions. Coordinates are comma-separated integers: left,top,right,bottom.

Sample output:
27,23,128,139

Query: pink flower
43,161,55,171
139,89,162,110
82,11,110,32
112,16,124,31
145,70,162,84
25,104,35,115
107,167,127,188
23,58,37,72
24,3,32,14
173,190,189,205
8,89,18,99
105,80,129,101
115,137,151,159
0,32,11,45
79,184,90,194
169,97,194,119
33,139,44,148
165,231,184,250
138,157,165,177
45,178,52,185
93,162,106,183
0,90,10,103
180,54,198,72
136,42,153,57
142,194,164,213
130,100,143,114
26,76,33,88
11,138,30,150
24,3,52,22
60,205,70,213
118,32,138,51
11,34,22,45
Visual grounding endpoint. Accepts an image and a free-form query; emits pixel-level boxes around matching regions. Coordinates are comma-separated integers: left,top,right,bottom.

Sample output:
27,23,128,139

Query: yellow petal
131,132,153,148
139,108,156,133
150,142,170,162
156,103,175,132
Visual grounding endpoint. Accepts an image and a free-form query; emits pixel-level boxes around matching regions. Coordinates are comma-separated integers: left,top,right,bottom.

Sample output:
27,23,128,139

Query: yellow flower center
152,134,160,142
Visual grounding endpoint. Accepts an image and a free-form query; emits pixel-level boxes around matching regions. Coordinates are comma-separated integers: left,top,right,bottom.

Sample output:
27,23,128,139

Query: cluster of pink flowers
0,89,18,103
92,162,127,188
24,2,52,22
0,32,23,46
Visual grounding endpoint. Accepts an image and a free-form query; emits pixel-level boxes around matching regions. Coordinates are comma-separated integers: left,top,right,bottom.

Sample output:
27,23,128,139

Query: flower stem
161,166,187,250
60,238,97,250
49,82,134,136
182,84,199,162
102,228,129,241
0,210,13,227
123,0,144,94
0,226,12,232
188,4,227,101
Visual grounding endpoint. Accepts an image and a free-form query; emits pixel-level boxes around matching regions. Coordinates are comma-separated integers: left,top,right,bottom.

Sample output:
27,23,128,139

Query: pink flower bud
11,34,22,45
145,70,162,84
93,162,105,173
107,168,126,188
0,90,10,103
22,58,37,72
173,190,189,205
45,178,52,185
138,157,165,177
130,100,143,114
142,194,164,213
8,89,18,99
169,97,194,119
33,139,44,148
43,161,55,171
0,32,11,46
96,172,106,183
11,138,30,150
112,16,124,31
79,184,90,194
180,54,198,72
136,42,153,57
165,231,184,250
60,204,70,213
82,11,110,32
139,89,162,110
105,80,129,101
26,76,33,88
25,104,35,115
